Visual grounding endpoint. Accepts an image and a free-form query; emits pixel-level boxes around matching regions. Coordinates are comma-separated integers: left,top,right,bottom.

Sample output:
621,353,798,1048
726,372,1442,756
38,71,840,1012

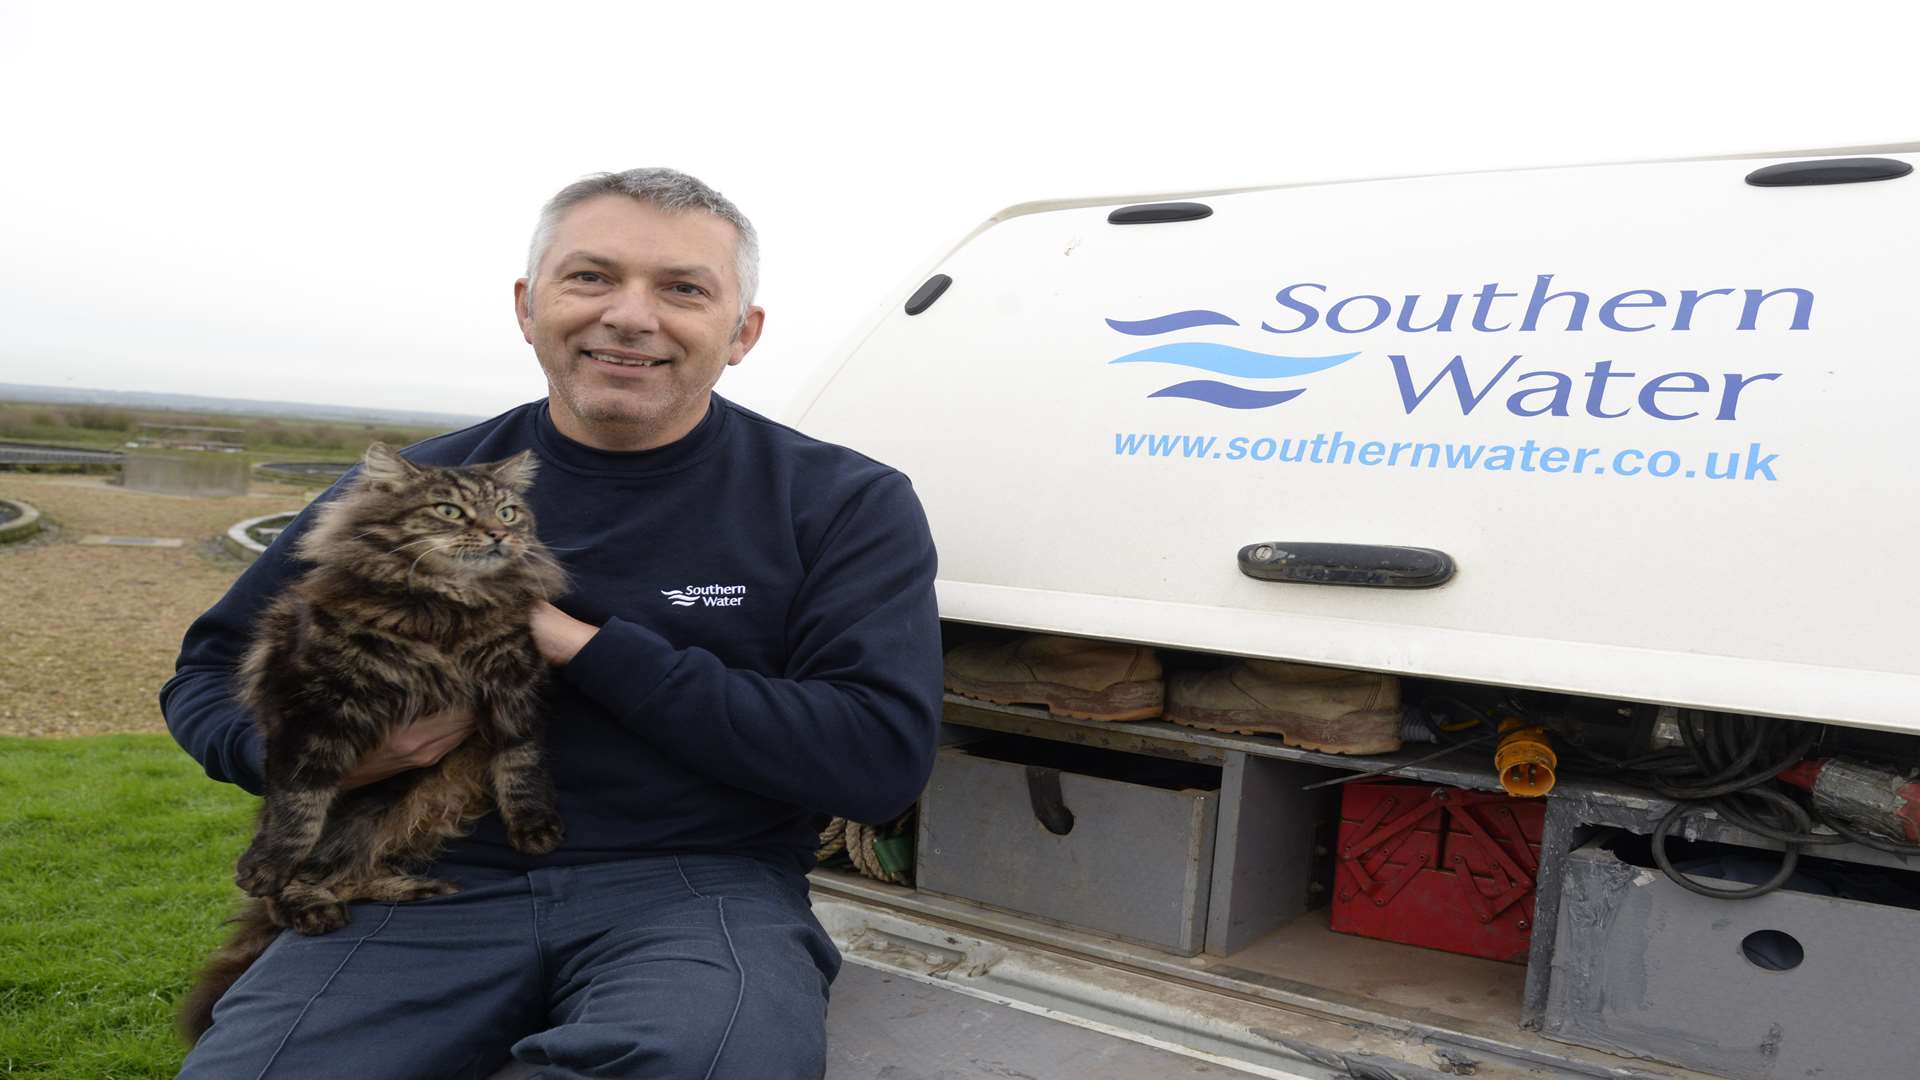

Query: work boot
944,634,1164,722
1166,659,1402,754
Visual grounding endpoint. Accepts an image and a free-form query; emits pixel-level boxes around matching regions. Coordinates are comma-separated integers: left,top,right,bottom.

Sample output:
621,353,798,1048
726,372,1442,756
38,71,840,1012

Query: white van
789,144,1920,1079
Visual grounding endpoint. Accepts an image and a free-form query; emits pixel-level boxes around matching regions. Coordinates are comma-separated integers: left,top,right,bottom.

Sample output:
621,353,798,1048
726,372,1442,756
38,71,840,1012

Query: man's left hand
530,600,599,666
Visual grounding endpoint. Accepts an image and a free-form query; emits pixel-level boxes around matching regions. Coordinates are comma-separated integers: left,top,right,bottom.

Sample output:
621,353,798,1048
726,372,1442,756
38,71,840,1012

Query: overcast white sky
2,1,1914,422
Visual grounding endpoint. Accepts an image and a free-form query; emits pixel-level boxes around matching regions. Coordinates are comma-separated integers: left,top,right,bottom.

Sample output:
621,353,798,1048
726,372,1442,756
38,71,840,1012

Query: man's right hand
339,708,477,790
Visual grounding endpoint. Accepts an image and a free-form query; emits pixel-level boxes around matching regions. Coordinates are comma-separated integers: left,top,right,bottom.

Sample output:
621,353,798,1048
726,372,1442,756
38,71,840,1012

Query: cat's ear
361,442,421,486
486,450,539,492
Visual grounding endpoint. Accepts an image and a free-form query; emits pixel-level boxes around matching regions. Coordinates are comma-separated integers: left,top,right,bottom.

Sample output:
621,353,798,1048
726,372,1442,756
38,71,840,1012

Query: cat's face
333,445,544,580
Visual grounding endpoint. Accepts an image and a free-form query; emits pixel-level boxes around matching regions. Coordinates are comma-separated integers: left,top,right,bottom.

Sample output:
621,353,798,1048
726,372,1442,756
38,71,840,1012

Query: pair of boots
943,635,1401,755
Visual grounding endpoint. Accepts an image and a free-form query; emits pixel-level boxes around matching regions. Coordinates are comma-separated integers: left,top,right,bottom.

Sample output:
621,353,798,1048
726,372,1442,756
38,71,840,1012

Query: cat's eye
498,506,519,524
433,503,464,520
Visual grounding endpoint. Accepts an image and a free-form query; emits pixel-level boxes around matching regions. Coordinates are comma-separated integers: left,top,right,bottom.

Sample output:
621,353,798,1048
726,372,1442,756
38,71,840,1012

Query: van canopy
792,144,1920,733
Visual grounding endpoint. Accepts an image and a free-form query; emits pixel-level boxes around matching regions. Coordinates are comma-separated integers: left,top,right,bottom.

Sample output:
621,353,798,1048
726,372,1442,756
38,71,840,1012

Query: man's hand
339,708,478,790
530,600,598,667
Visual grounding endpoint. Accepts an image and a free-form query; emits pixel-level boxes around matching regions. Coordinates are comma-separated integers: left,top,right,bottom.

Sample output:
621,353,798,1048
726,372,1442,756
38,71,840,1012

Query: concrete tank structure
123,449,250,496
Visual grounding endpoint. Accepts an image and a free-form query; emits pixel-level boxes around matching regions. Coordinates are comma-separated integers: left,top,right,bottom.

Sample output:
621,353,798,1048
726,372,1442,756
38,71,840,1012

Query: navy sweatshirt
161,396,943,873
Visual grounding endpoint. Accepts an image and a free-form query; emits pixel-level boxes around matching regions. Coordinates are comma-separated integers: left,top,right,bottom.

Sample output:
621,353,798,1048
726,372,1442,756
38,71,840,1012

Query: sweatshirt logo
662,584,748,608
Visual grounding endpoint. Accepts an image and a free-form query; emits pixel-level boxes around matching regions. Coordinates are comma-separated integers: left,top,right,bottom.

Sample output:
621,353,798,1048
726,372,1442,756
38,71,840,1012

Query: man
163,168,944,1078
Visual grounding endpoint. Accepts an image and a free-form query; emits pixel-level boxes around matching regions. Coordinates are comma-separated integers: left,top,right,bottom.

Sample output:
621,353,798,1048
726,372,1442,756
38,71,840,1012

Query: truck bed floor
827,961,1266,1079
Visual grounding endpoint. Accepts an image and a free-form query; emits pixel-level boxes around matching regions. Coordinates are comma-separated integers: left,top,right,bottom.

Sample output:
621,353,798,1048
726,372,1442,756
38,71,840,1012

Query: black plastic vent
1238,542,1454,589
904,274,952,316
1745,157,1913,187
1107,201,1213,225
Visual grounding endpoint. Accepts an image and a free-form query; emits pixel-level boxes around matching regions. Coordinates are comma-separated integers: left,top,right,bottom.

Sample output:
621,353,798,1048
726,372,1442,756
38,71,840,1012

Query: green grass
0,736,255,1078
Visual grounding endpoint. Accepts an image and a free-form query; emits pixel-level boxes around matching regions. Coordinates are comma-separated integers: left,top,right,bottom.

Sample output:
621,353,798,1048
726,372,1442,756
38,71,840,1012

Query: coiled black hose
1587,710,1920,899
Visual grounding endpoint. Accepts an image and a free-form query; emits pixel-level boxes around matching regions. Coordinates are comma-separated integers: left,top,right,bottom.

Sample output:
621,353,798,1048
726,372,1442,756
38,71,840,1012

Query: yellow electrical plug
1495,719,1557,797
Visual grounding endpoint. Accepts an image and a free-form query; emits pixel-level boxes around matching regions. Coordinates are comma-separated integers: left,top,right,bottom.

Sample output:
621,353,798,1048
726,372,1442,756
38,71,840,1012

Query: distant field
0,401,454,465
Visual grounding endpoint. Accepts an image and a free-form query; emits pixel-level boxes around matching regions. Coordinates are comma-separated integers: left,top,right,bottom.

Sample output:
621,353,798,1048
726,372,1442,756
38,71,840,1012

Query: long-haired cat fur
180,443,568,1042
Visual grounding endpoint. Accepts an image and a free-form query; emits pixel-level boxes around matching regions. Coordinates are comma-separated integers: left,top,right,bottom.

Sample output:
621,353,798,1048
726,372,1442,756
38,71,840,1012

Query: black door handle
1238,542,1454,589
1746,157,1912,187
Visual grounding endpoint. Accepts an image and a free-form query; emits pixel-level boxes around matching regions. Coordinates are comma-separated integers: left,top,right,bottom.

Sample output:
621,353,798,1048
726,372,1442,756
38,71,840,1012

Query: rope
816,810,914,886
814,818,847,862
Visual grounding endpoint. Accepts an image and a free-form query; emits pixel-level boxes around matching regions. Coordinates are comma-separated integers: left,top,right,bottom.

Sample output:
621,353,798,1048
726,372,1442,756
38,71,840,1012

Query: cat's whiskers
404,540,455,586
382,537,447,558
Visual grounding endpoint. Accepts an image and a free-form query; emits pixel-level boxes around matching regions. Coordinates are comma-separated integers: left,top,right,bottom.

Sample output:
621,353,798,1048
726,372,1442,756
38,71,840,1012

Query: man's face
514,195,764,451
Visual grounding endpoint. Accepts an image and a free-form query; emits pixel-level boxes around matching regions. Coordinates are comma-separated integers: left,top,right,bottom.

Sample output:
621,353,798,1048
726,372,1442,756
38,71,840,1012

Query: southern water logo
1106,310,1358,409
662,584,748,608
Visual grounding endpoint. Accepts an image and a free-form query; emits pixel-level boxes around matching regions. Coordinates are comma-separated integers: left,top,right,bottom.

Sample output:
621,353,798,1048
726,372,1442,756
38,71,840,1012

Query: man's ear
728,306,765,367
514,278,536,344
488,449,539,493
362,442,421,486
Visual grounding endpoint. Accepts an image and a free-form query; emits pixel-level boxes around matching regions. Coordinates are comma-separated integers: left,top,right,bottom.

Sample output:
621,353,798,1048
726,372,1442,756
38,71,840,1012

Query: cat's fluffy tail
178,899,281,1044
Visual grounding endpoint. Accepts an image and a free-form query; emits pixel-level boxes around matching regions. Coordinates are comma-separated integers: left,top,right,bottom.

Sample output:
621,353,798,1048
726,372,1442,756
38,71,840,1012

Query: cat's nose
486,528,510,542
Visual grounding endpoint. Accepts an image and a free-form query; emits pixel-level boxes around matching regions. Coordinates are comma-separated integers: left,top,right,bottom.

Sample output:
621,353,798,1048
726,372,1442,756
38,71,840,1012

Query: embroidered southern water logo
661,584,748,608
1106,309,1358,410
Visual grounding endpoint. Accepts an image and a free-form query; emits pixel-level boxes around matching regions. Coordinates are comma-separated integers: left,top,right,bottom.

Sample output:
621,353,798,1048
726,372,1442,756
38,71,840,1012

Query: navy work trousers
178,854,841,1080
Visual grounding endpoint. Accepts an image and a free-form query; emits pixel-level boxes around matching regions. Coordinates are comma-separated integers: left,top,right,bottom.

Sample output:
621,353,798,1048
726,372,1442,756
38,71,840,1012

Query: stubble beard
551,369,688,439
528,310,738,447
539,342,723,450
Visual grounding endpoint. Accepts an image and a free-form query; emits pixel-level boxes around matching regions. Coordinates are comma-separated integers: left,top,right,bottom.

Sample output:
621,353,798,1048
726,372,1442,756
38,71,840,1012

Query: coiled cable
1590,710,1920,898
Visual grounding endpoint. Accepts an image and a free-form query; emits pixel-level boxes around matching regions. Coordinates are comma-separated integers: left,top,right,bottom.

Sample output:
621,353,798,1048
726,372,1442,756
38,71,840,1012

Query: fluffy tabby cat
180,443,568,1042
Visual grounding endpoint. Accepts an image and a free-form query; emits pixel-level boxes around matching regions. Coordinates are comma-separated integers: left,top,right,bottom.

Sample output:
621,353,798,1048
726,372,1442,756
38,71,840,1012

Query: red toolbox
1329,782,1547,963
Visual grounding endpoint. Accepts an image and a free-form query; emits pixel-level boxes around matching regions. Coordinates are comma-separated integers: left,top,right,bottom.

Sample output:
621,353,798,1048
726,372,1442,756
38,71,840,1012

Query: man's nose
600,285,661,336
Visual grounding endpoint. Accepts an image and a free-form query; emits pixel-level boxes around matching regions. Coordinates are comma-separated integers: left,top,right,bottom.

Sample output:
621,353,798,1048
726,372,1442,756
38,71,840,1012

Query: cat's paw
285,898,349,936
234,845,296,898
395,877,462,902
506,810,565,856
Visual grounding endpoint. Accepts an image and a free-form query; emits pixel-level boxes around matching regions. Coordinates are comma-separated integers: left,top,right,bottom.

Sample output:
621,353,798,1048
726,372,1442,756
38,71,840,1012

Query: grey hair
524,168,760,318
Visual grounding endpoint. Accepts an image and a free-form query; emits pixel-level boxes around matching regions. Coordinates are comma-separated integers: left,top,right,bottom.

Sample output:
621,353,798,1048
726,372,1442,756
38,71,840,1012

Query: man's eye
434,503,464,519
670,283,706,297
570,271,605,283
498,505,519,523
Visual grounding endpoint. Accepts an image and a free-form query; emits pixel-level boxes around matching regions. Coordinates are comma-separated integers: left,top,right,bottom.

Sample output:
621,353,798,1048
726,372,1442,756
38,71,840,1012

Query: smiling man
520,190,765,450
164,169,944,1079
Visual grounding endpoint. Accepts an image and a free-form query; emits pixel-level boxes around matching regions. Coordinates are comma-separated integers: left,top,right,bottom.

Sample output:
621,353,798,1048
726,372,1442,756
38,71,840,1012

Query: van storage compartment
830,694,1790,1077
1543,836,1920,1079
916,734,1220,954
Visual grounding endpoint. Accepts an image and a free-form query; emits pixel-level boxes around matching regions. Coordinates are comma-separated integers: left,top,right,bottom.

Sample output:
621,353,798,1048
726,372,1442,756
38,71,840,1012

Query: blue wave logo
1106,310,1240,335
1105,310,1358,409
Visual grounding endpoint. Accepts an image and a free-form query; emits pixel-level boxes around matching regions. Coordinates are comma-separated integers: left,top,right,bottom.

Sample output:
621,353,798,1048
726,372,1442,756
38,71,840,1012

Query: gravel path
0,475,310,737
